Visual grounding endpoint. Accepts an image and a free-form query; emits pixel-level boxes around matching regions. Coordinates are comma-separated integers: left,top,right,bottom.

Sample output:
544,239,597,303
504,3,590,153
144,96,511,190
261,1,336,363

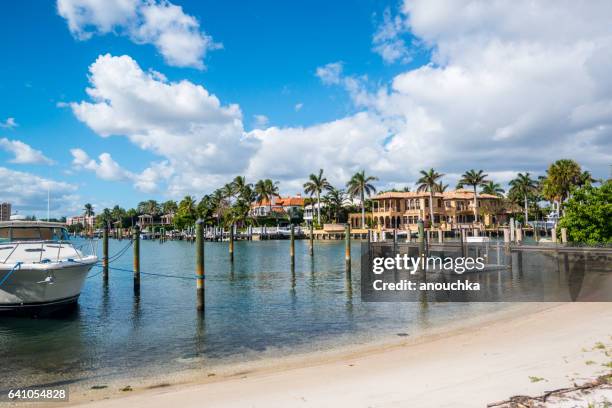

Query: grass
586,360,597,365
528,376,546,383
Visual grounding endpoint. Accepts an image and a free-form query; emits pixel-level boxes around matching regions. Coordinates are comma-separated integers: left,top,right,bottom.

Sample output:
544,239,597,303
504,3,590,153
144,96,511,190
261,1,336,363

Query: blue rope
0,262,22,287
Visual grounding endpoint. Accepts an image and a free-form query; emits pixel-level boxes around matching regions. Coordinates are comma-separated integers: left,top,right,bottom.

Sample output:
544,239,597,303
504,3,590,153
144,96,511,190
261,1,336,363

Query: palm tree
346,170,378,228
542,159,582,214
303,169,331,225
481,181,505,197
417,168,444,226
161,200,178,215
457,169,489,223
436,182,449,193
323,187,349,223
509,172,537,223
83,203,94,234
231,176,252,198
83,203,94,217
254,179,279,214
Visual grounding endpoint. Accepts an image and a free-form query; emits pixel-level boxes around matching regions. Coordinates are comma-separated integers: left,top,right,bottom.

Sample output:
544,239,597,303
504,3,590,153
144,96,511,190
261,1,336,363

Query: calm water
0,238,588,389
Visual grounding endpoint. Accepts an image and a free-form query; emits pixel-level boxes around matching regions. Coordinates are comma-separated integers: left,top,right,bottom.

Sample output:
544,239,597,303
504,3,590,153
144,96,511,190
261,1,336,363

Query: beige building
0,202,11,221
349,189,508,231
66,214,96,228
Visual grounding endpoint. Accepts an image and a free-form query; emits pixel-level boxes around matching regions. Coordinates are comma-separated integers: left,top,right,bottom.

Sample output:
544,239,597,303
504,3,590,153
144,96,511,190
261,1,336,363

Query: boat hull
0,261,95,313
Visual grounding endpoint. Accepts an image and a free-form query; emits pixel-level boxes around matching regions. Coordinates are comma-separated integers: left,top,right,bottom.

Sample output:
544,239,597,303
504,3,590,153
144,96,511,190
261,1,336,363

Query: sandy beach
60,302,612,408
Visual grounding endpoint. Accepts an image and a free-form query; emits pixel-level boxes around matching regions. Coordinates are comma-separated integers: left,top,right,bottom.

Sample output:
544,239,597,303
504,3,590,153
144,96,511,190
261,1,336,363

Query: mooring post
561,227,567,244
516,226,523,243
290,223,295,267
103,224,109,282
195,219,205,311
345,223,351,273
309,222,314,256
551,227,557,243
459,228,466,257
417,220,425,263
503,227,510,245
510,217,515,242
229,224,234,262
133,226,140,291
438,228,443,243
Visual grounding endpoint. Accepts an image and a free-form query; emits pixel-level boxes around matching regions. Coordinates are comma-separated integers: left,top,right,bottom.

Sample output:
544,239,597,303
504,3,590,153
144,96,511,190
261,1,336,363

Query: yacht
0,219,98,313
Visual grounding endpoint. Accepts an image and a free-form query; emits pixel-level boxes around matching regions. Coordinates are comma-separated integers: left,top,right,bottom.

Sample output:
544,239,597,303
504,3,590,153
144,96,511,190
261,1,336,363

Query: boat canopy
0,221,70,243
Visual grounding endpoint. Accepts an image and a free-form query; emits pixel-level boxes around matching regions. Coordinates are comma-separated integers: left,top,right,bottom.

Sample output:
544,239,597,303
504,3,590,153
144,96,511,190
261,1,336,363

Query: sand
61,302,612,408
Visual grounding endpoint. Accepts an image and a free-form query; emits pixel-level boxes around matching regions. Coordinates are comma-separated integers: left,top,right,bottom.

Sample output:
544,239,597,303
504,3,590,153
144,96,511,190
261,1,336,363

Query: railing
0,239,97,265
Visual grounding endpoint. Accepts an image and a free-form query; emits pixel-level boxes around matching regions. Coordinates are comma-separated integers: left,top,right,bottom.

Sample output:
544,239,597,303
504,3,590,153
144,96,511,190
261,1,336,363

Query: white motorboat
0,220,98,313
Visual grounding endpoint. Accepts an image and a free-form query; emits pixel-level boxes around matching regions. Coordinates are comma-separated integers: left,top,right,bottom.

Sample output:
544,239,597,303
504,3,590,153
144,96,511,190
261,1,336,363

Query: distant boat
0,219,97,314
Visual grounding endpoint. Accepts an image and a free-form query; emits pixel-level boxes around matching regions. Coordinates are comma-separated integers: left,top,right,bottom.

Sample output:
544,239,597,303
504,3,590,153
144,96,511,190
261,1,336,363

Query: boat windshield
0,227,70,243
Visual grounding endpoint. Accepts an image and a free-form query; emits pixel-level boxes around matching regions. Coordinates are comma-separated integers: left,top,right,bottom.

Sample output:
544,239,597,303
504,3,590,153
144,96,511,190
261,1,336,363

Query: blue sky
0,1,611,217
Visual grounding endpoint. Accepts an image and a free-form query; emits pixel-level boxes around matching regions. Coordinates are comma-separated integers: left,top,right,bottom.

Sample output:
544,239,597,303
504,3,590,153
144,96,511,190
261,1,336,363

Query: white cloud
0,117,18,129
0,167,79,216
70,148,171,193
71,0,612,200
372,7,411,64
294,103,303,112
57,0,221,69
253,114,269,129
316,62,343,85
0,138,55,165
70,148,131,181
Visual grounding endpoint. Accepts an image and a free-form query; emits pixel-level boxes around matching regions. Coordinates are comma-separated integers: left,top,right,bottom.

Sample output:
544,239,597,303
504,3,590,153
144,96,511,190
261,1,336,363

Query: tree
481,181,505,197
509,173,537,223
83,203,94,217
174,196,197,229
254,179,279,214
161,200,178,215
557,181,611,244
323,187,349,223
541,159,582,214
457,169,489,223
346,170,378,228
303,169,331,225
109,205,125,228
417,168,444,227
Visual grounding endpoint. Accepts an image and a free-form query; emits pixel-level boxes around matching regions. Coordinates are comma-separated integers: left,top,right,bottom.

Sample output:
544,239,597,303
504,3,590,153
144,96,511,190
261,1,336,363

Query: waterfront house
352,189,507,231
250,195,305,218
66,214,96,228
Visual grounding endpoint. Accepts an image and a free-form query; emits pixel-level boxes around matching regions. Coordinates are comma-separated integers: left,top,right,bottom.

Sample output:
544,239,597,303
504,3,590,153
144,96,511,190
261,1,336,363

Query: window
11,228,41,241
0,228,9,243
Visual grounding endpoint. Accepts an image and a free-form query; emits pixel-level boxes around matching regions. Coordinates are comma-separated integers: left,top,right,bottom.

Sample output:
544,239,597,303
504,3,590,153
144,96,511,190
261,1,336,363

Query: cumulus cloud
71,0,612,197
0,117,18,129
70,148,172,193
372,7,412,64
0,167,79,216
252,114,269,129
0,138,55,165
316,62,344,85
69,54,257,195
57,0,221,68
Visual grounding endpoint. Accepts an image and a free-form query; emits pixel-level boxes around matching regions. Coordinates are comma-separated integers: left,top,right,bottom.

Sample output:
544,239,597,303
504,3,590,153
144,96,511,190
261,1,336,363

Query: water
0,238,595,390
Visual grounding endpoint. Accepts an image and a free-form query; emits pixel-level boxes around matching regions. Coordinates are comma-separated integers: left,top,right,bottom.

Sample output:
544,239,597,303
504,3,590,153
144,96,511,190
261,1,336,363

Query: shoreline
47,302,611,407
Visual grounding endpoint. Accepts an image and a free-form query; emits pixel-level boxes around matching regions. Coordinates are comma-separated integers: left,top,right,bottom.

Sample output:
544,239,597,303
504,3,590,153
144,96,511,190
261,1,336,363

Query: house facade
250,195,305,218
365,189,508,231
66,215,96,228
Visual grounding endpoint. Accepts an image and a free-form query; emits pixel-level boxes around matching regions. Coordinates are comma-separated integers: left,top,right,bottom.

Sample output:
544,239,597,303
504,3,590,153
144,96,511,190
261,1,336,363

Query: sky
0,0,611,217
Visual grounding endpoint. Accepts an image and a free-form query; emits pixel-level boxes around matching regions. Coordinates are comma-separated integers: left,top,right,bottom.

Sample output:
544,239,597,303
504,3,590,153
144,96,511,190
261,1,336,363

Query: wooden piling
309,222,314,256
345,223,351,273
503,228,510,245
103,225,109,282
516,227,522,243
195,219,205,311
551,227,557,243
510,218,515,242
133,226,140,291
290,224,295,267
229,224,234,262
561,228,567,244
438,228,443,243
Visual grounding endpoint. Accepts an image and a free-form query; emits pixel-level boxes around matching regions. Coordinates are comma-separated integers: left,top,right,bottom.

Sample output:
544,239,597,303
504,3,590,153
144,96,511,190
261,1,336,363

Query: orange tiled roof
251,195,305,208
